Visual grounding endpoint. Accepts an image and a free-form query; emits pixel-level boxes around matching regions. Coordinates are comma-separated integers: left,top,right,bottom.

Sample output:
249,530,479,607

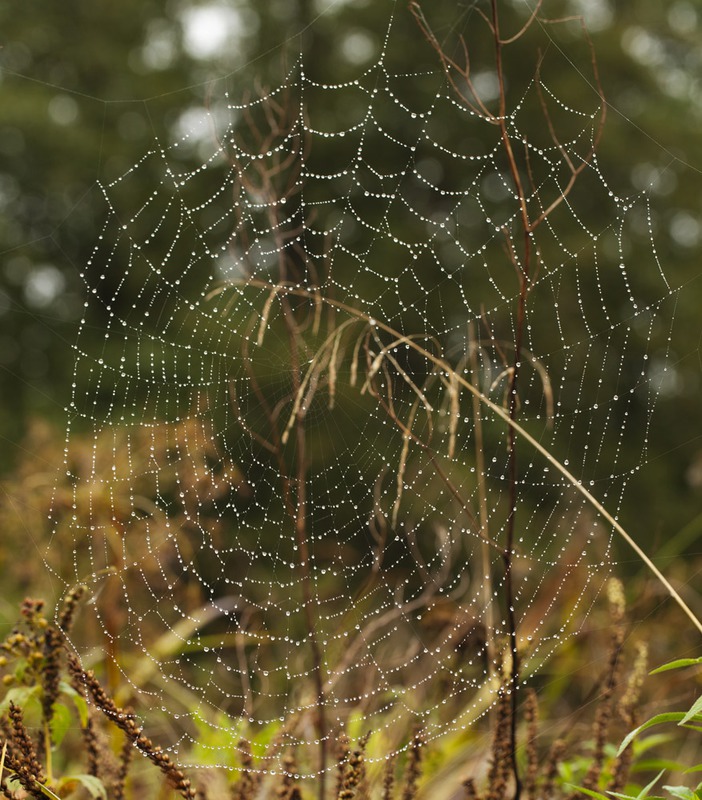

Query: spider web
48,2,677,784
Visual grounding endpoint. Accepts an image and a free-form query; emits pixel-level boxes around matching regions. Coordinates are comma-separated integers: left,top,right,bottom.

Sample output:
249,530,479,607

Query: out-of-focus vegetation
1,0,702,538
1,2,702,798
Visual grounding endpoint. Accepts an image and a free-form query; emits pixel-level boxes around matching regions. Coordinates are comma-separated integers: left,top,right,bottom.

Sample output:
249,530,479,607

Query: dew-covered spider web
48,0,679,785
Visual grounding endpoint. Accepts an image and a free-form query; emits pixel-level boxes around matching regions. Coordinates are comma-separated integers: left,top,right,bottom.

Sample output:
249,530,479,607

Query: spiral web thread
48,2,677,783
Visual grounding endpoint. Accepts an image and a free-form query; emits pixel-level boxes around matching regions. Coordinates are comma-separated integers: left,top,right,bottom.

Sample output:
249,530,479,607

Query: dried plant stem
569,585,624,799
486,688,513,800
232,739,256,800
402,728,423,800
282,292,328,800
112,733,133,800
409,2,609,793
245,80,328,796
382,754,396,800
541,740,565,800
469,323,494,671
336,734,351,800
523,690,539,800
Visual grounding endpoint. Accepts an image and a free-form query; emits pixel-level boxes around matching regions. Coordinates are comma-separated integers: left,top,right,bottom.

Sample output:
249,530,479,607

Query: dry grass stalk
382,754,396,800
68,655,197,799
237,277,702,634
446,370,459,459
257,284,281,346
401,727,424,800
392,400,418,529
0,704,46,799
335,734,350,799
0,740,13,800
111,733,134,800
327,327,344,409
524,689,539,800
231,738,257,800
486,689,513,800
277,753,303,800
608,641,648,794
569,580,625,798
540,739,565,800
57,584,86,634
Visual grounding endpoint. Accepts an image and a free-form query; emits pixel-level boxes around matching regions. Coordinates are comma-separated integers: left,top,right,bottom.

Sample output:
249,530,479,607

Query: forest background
2,0,702,548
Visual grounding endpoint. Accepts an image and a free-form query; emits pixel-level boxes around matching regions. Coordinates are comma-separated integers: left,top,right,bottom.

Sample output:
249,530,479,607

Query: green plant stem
43,722,52,785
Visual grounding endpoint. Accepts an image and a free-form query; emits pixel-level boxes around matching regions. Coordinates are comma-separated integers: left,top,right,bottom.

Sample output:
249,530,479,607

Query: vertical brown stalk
279,291,328,800
523,689,539,800
411,2,607,793
230,83,328,798
490,3,529,795
469,323,494,671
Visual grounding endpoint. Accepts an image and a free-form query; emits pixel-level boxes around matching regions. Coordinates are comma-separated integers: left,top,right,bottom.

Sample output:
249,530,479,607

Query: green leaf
633,734,675,755
619,715,693,755
59,681,89,727
683,767,702,775
650,658,702,675
662,786,698,800
57,774,108,799
665,784,702,800
5,777,23,794
681,696,702,726
565,784,612,800
638,771,666,800
603,772,667,800
0,684,41,715
50,701,73,747
633,760,685,773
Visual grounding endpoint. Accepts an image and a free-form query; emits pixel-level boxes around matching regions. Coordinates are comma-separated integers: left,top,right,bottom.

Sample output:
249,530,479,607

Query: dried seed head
58,584,87,633
607,578,625,623
463,777,479,800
